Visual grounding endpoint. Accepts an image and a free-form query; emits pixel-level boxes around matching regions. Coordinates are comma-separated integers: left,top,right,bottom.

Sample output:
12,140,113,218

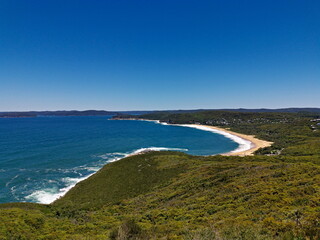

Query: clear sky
0,0,319,111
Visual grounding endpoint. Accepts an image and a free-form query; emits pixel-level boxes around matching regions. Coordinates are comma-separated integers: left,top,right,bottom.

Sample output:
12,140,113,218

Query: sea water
0,116,238,204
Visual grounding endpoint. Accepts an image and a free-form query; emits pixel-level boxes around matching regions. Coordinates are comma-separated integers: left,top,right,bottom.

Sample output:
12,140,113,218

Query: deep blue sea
0,116,238,204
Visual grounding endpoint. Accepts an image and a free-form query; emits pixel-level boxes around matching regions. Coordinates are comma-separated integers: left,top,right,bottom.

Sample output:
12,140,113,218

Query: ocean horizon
0,116,239,204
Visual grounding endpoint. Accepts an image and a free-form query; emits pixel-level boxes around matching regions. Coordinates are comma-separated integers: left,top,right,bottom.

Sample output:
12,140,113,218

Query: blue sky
0,0,319,111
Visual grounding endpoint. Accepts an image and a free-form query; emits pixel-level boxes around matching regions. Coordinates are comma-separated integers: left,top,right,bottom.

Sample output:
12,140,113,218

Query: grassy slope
111,157,320,239
0,111,320,239
53,152,191,209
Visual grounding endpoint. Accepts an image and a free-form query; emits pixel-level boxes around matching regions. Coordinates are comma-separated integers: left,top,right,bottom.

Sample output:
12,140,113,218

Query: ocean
0,116,239,204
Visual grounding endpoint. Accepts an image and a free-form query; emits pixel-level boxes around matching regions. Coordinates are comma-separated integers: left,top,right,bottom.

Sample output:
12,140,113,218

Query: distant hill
0,110,118,118
148,108,320,114
119,108,320,115
1,108,320,118
216,108,320,113
117,111,154,115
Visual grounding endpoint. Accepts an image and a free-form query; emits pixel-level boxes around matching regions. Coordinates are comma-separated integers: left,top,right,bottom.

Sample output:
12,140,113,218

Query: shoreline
189,124,273,156
40,119,271,204
114,118,273,156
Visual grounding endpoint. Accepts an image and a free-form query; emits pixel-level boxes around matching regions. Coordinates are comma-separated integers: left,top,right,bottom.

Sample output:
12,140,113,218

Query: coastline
38,119,271,204
115,118,273,156
189,124,273,156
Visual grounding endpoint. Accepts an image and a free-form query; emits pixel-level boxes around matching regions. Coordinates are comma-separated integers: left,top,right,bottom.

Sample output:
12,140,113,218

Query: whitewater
0,116,239,204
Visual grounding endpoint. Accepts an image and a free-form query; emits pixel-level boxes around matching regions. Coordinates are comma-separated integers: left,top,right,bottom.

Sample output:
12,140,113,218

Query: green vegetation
1,111,320,239
136,111,320,156
53,152,189,210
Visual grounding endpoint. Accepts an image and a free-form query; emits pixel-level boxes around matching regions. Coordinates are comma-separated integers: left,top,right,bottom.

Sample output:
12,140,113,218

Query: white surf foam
25,146,188,204
98,147,188,161
25,174,93,204
179,124,252,153
27,120,252,204
153,121,252,154
129,147,188,155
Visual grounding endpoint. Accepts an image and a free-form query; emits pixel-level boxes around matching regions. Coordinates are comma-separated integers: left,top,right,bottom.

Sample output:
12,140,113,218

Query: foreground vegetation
1,111,320,239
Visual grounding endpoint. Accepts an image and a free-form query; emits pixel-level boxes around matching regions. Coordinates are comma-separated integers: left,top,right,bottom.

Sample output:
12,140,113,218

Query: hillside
0,110,119,118
0,111,320,239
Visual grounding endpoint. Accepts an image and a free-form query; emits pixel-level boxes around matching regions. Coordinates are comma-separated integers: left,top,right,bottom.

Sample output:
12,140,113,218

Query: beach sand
113,118,273,157
195,124,273,156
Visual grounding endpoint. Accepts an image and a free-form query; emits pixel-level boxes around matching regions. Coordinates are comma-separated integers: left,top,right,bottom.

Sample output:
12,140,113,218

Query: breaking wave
25,147,188,204
172,124,252,153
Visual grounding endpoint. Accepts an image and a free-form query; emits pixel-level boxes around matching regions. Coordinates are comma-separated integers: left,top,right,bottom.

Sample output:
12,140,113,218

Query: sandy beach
121,119,274,156
192,124,273,156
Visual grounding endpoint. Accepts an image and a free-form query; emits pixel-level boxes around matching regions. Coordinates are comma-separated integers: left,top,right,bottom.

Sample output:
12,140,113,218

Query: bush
110,219,144,240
